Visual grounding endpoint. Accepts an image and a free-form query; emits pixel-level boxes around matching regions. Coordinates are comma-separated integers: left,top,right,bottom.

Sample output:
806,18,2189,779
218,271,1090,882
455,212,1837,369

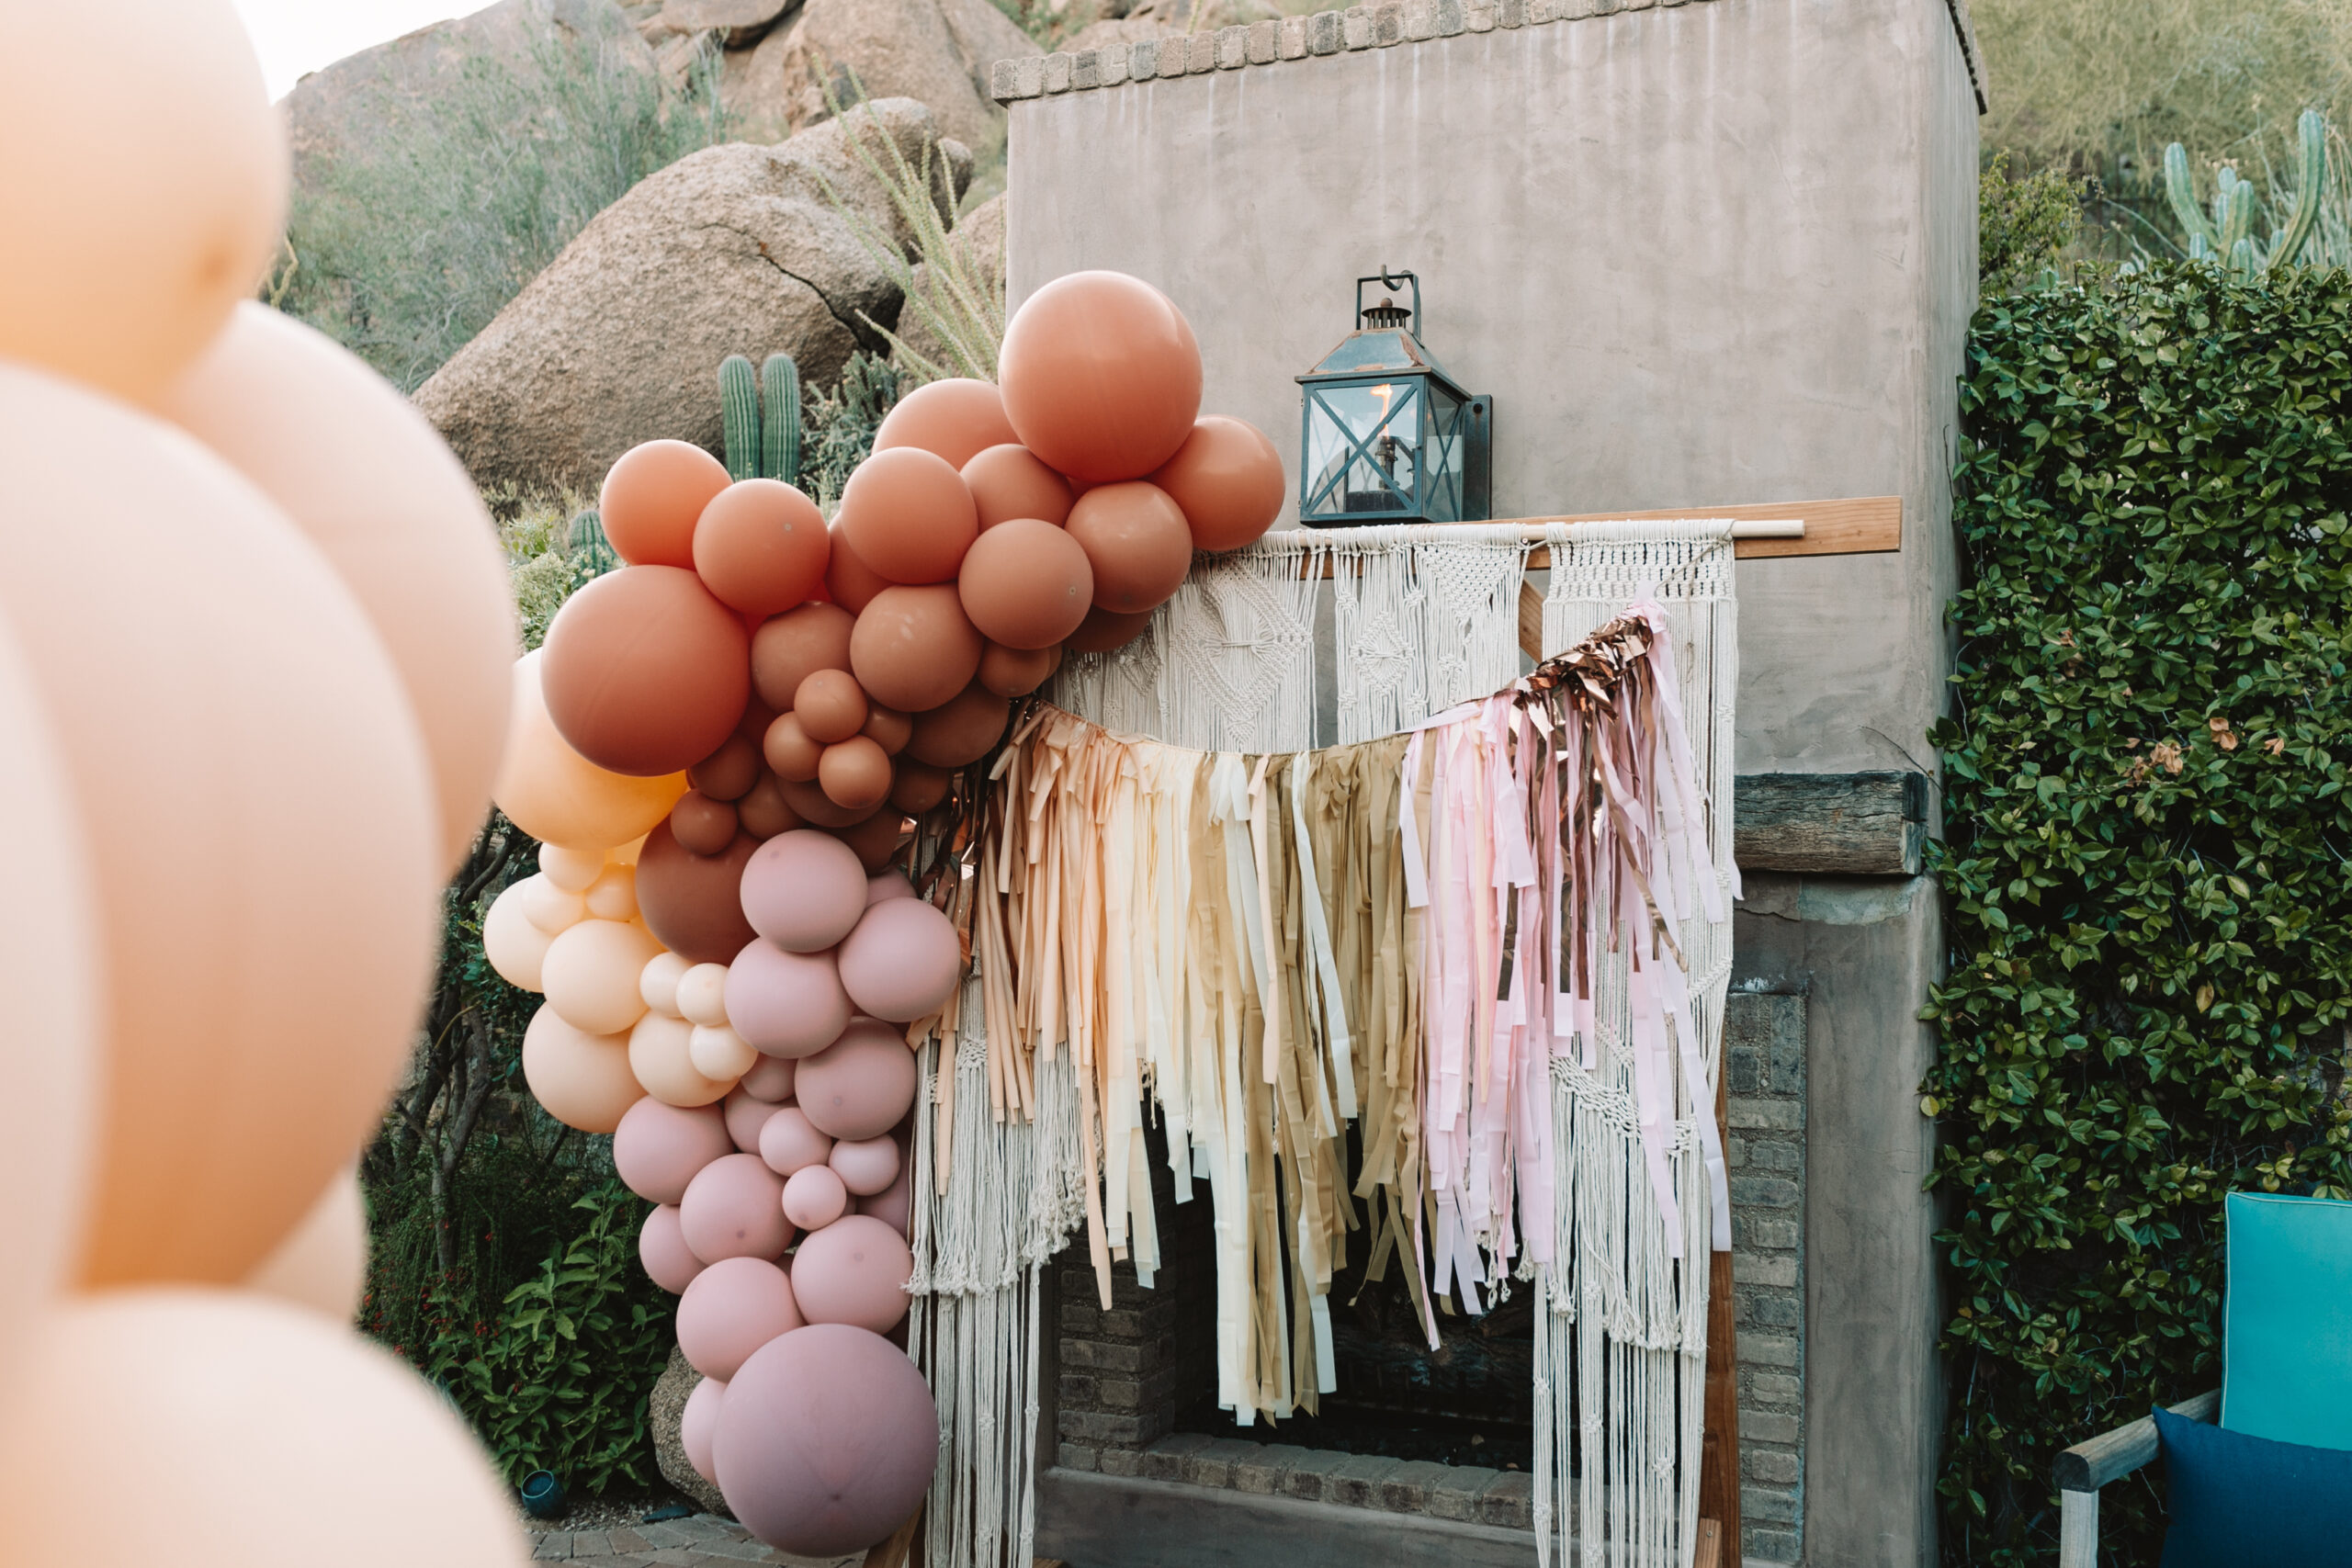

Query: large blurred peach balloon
1149,415,1288,552
522,1006,644,1134
0,2,286,406
159,303,519,872
0,365,440,1288
541,566,751,777
0,1292,530,1568
956,518,1093,649
600,439,730,569
1066,481,1194,615
243,1169,368,1322
493,652,689,852
850,586,984,715
836,447,978,586
999,271,1203,482
694,479,831,617
962,444,1075,531
871,378,1021,470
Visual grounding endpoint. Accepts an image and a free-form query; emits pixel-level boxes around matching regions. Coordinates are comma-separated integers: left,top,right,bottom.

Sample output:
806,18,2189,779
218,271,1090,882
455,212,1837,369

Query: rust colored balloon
793,669,868,745
636,822,760,964
818,736,894,811
872,378,1021,470
601,440,731,569
781,776,883,829
671,791,740,856
540,565,752,776
689,733,761,803
762,712,824,783
1064,481,1193,615
861,704,911,754
961,444,1074,531
956,518,1094,651
977,640,1056,698
737,771,802,840
1150,416,1287,552
836,446,978,587
693,479,830,616
888,762,950,817
831,811,909,872
823,525,892,614
849,586,984,715
1067,604,1153,654
751,603,854,715
907,683,1012,769
999,271,1204,482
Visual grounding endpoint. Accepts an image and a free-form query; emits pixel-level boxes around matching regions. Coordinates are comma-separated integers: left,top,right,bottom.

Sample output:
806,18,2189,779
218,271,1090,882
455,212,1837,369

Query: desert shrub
799,351,903,512
1980,152,2090,293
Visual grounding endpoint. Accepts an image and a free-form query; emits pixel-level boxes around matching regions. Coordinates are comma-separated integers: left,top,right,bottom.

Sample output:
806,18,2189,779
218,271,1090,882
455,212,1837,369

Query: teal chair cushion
2223,1190,2352,1450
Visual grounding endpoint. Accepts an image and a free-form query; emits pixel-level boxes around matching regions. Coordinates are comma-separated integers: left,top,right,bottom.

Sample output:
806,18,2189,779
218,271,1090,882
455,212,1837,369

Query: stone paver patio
526,1512,858,1567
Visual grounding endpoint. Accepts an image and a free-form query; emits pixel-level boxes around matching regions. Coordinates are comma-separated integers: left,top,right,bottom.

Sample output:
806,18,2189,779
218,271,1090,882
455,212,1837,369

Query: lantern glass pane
1424,381,1464,523
1313,330,1422,375
1303,380,1422,518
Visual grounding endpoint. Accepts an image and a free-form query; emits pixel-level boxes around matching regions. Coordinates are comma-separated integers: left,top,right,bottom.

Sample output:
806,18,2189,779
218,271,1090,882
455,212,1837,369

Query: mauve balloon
740,1054,797,1102
783,1163,850,1231
678,1153,792,1265
681,1374,726,1483
796,1022,920,1141
757,1106,834,1178
678,1255,804,1382
830,1135,901,1198
722,1086,785,1155
726,941,852,1058
639,1203,707,1293
790,1215,914,1334
741,830,866,953
837,899,961,1023
865,870,914,908
714,1324,938,1557
614,1098,732,1205
855,1154,914,1242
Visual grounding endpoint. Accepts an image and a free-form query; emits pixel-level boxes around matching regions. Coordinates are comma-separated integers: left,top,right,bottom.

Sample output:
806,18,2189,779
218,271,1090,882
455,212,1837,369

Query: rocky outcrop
1062,0,1280,55
892,191,1005,378
413,98,956,494
649,1346,728,1516
719,0,1038,146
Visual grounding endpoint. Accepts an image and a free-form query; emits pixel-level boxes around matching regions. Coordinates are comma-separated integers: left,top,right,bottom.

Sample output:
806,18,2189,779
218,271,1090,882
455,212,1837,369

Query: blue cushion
2155,1404,2352,1568
2224,1190,2352,1449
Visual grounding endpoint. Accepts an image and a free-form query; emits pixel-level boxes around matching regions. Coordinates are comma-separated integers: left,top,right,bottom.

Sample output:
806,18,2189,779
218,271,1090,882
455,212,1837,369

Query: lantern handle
1355,268,1421,328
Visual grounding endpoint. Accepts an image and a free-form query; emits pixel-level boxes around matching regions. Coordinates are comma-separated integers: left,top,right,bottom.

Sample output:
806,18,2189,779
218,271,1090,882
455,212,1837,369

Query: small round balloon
741,830,867,953
819,737,894,812
977,640,1057,699
865,870,915,907
796,1021,922,1140
674,963,731,1028
640,1203,707,1293
482,878,555,991
956,517,1094,650
726,941,853,1058
694,479,830,616
682,1375,726,1483
741,1054,797,1101
600,440,731,569
999,271,1204,482
782,1164,851,1232
540,566,750,777
540,843,605,893
757,1105,835,1178
836,447,978,586
628,1010,735,1108
838,899,962,1023
1065,481,1193,615
794,669,868,744
962,443,1075,530
689,733,762,803
678,1255,805,1381
670,790,739,856
583,863,638,922
789,1215,916,1334
871,378,1022,470
639,951,692,1017
614,1098,733,1206
763,711,825,783
830,1136,902,1198
858,1156,915,1241
678,1153,792,1265
860,704,911,754
849,586,984,715
1150,414,1287,551
723,1085,785,1153
737,771,802,840
690,1022,760,1081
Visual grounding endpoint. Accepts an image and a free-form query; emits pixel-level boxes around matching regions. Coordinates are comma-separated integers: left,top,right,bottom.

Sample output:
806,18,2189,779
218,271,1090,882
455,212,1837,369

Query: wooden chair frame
2052,1389,2219,1568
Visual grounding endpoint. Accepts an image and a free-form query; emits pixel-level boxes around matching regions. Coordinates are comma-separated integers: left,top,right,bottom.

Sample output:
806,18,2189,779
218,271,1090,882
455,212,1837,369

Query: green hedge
1929,262,2352,1564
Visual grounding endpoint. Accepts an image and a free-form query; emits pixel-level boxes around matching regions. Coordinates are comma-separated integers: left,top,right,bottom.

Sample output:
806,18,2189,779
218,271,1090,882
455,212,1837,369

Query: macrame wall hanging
901,521,1737,1568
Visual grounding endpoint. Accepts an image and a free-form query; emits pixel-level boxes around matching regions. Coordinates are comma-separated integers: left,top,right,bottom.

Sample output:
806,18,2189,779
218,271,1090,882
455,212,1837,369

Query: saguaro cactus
762,354,801,486
2163,109,2329,276
569,508,618,580
719,355,761,481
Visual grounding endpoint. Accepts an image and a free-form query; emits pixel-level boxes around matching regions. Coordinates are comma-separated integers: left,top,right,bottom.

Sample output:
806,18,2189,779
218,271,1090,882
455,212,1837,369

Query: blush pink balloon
741,1054,797,1101
864,870,914,907
725,941,851,1058
829,1136,902,1198
796,1022,920,1142
783,1163,851,1231
679,1153,793,1265
614,1098,733,1205
714,1324,939,1557
678,1255,806,1381
856,1156,914,1242
722,1087,785,1155
757,1106,835,1177
836,898,960,1022
639,1204,707,1293
682,1375,726,1483
740,830,866,953
790,1215,914,1334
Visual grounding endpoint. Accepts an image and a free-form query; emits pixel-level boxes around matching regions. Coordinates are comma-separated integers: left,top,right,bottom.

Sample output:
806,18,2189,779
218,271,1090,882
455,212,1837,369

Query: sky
231,0,470,98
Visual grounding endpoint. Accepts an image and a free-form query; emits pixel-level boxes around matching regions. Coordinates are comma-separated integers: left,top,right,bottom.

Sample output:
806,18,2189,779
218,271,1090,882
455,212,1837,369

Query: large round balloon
160,304,519,873
727,942,853,1058
600,439,730,569
714,1324,939,1557
888,762,951,818
694,479,830,617
1066,604,1154,654
540,919,662,1036
741,1054,797,1101
1066,481,1194,615
741,831,868,953
836,446,978,586
962,443,1075,530
522,1006,643,1133
677,1256,805,1382
780,776,884,830
682,1376,726,1483
871,378,1022,470
493,651,689,852
640,1204,707,1293
723,1084,786,1153
751,603,855,715
481,877,556,991
796,1021,922,1140
790,1215,916,1333
1150,415,1287,552
679,1153,792,1264
999,271,1204,482
628,1010,736,1108
540,566,751,777
838,899,963,1023
956,518,1093,650
634,822,760,964
614,1098,733,1206
977,640,1057,699
906,682,1012,770
849,586,984,715
670,790,738,856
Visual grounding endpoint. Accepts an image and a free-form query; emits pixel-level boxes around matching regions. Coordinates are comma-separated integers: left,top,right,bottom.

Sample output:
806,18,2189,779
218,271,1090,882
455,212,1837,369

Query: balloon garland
491,271,1285,1555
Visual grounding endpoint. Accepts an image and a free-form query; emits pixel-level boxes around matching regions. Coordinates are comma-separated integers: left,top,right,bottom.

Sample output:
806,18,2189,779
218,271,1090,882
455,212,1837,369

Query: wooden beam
1506,494,1902,561
1734,772,1928,877
1696,1057,1740,1562
1694,1517,1724,1568
2052,1389,2219,1493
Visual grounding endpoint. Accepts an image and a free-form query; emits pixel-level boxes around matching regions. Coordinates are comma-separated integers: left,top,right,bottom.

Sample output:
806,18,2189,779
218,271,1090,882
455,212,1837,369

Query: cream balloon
243,1169,368,1322
584,864,639,922
518,874,587,935
521,1006,643,1134
481,880,555,992
539,844,604,894
640,951,693,1018
0,2,286,406
676,963,732,1029
492,652,689,852
540,919,662,1036
158,304,519,873
0,364,441,1288
0,1291,531,1568
690,1023,760,1082
629,1011,736,1108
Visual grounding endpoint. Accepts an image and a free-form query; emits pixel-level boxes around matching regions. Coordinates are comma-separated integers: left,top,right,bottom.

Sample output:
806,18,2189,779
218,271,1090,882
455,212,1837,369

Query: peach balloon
850,586,984,714
682,1375,727,1482
539,843,605,893
861,704,912,754
741,1054,798,1102
671,790,739,855
780,776,883,829
724,1085,786,1154
838,899,963,1023
1150,414,1287,552
0,365,442,1287
634,823,760,965
641,1204,707,1293
999,271,1204,481
726,942,853,1058
583,863,639,922
615,1098,733,1206
694,479,830,617
690,733,762,803
888,762,952,817
0,1292,530,1568
824,525,893,614
691,1023,761,1081
241,1168,368,1322
1067,604,1155,654
956,518,1093,650
0,3,285,405
679,1153,793,1264
675,963,732,1028
737,771,802,840
519,874,587,934
679,1257,805,1382
789,1214,916,1333
794,669,869,744
962,443,1075,530
639,950,691,1017
797,1021,922,1139
541,919,661,1035
629,1010,736,1108
757,1106,835,1178
783,1163,852,1232
872,378,1022,470
482,879,556,991
977,640,1057,698
820,737,894,812
906,683,1012,770
493,651,688,852
600,439,730,569
1066,481,1194,615
830,1136,902,1198
540,566,751,777
522,1006,643,1134
837,446,979,586
740,830,867,953
751,603,855,715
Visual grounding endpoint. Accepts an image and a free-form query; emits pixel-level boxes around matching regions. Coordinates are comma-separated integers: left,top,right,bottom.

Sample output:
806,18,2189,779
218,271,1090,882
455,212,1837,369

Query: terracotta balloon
962,443,1075,530
763,712,825,782
999,271,1204,481
790,1215,916,1333
682,1376,726,1482
865,871,915,907
671,790,740,856
639,950,691,1017
727,941,853,1058
906,682,1011,770
615,1098,733,1206
691,1023,760,1081
831,811,910,873
679,1153,792,1264
482,878,556,991
243,1169,368,1321
956,517,1094,650
977,640,1057,698
1066,481,1194,615
737,771,802,840
872,378,1022,470
640,1203,707,1293
861,704,911,754
824,525,893,615
541,566,751,776
161,304,519,872
694,479,830,616
600,439,730,569
820,737,895,811
583,863,639,922
856,1155,915,1241
541,919,661,1035
522,1006,643,1134
741,830,867,953
714,1324,939,1556
758,1106,836,1178
751,603,855,715
635,822,760,964
837,446,979,586
850,586,984,714
797,1021,922,1140
741,1054,798,1101
838,899,963,1023
1067,604,1154,654
628,1010,735,1108
794,669,869,744
783,1163,851,1231
723,1085,786,1154
1150,414,1287,552
494,652,688,852
888,762,951,817
690,733,761,802
678,1256,805,1382
781,776,884,829
830,1136,901,1198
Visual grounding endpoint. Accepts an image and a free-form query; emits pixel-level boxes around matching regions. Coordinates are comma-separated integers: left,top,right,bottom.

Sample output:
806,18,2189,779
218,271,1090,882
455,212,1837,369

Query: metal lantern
1296,271,1492,528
